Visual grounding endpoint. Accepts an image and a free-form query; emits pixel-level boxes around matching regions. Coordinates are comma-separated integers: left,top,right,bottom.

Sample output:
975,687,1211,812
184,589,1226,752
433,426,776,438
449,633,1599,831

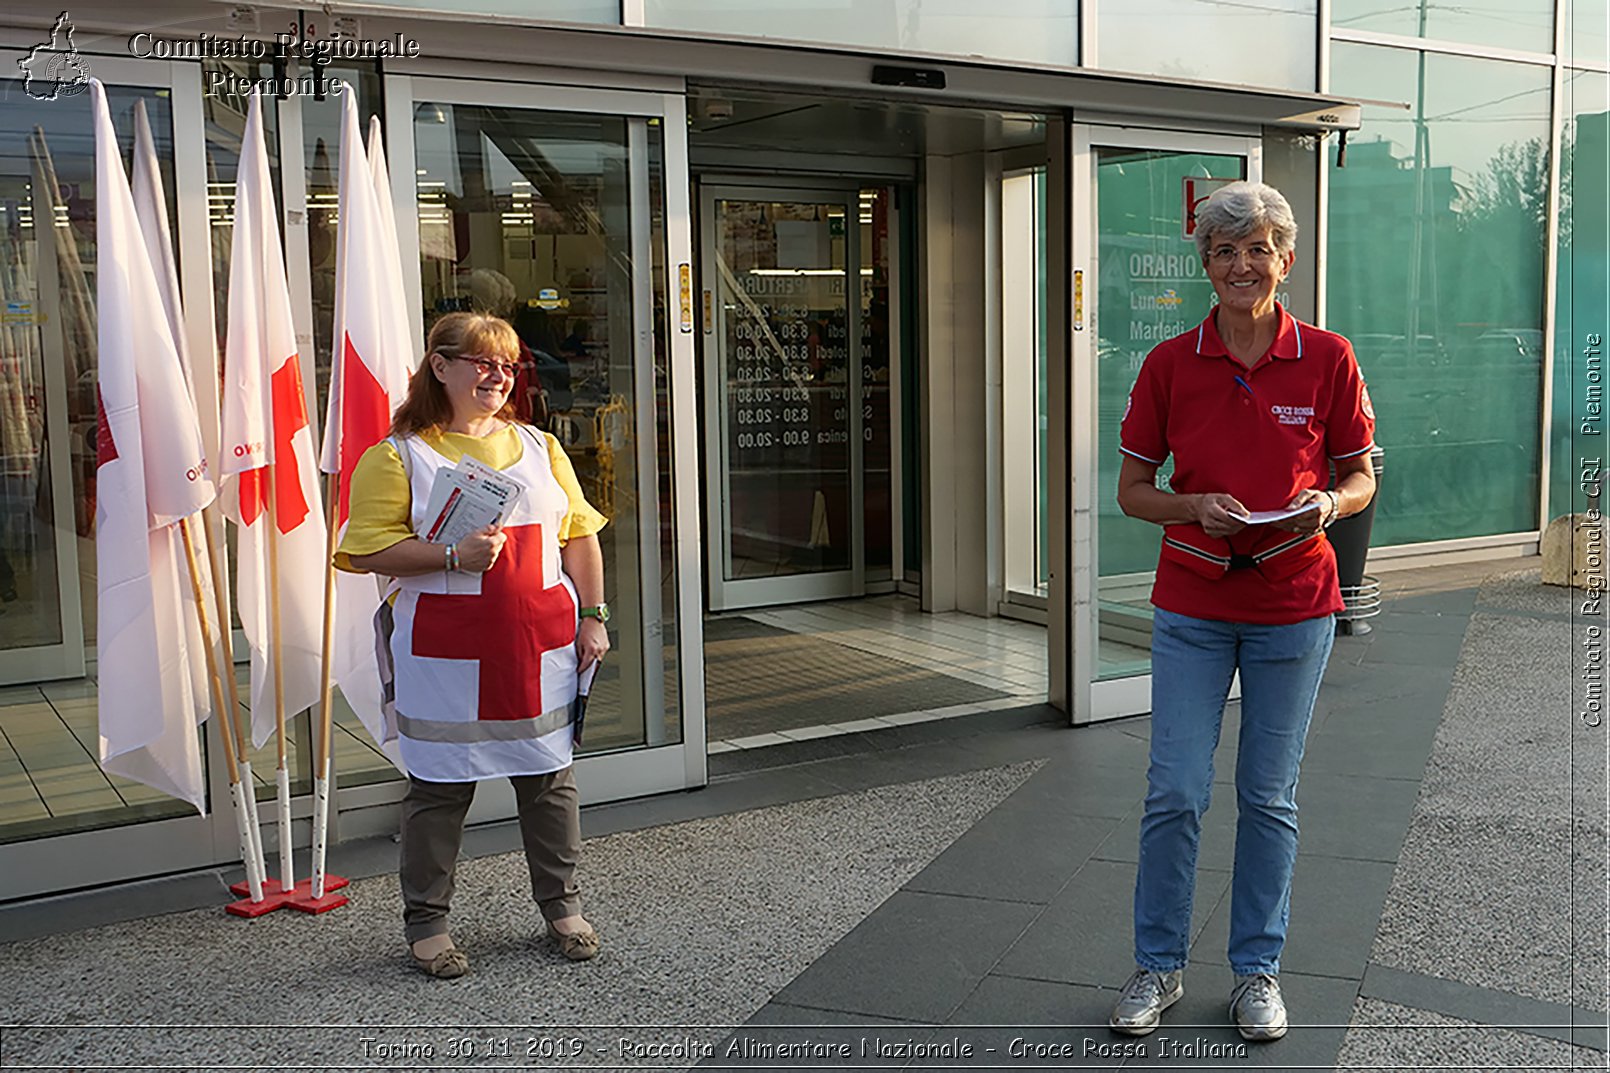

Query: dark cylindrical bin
1328,445,1385,635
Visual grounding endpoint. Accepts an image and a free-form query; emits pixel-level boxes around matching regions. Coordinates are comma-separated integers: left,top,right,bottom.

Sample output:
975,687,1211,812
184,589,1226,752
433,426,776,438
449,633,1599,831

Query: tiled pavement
0,563,1603,1070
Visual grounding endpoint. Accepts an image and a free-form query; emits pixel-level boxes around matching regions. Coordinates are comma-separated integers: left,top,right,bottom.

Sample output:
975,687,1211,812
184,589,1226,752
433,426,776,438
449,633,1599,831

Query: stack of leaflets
420,455,525,545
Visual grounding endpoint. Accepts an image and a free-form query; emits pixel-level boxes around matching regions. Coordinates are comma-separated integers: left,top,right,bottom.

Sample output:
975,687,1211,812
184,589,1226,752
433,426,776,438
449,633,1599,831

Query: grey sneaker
1108,967,1184,1035
1229,973,1288,1041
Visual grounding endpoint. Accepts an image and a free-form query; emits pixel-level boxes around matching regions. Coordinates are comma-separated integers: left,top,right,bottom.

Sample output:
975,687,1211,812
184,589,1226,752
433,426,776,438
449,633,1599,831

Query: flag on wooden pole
90,80,215,812
129,98,215,731
220,91,327,892
129,96,268,902
219,90,328,751
321,90,414,760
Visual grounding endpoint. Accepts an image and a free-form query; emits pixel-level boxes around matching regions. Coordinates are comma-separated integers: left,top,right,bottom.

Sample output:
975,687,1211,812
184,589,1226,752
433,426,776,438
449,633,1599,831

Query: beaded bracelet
444,543,461,572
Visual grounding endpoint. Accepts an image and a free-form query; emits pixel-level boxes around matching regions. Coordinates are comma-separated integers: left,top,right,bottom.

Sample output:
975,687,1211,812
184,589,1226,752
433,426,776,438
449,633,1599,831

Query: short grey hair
1193,181,1298,261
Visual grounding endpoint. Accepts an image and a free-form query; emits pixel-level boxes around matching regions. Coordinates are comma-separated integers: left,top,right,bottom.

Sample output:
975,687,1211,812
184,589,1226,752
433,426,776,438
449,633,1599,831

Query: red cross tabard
410,524,577,720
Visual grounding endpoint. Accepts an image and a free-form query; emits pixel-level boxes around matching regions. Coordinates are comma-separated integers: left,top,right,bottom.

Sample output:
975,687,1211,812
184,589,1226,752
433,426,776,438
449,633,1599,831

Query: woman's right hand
1192,493,1250,538
454,525,507,573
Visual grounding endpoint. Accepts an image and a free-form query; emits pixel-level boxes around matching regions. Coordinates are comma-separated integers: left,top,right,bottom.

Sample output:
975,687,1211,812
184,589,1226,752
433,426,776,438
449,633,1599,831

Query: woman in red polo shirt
1106,182,1376,1043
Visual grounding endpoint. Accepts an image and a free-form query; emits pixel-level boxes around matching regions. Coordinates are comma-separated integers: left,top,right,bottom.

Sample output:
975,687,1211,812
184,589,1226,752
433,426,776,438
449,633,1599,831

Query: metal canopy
1,5,1362,133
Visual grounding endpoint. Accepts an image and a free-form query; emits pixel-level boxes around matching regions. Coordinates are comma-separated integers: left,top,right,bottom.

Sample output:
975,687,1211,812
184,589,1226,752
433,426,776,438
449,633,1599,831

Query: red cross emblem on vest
411,525,577,720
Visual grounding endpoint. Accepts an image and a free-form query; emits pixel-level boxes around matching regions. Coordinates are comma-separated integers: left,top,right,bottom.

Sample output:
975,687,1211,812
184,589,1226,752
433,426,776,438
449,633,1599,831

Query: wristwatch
1322,491,1341,527
578,603,611,624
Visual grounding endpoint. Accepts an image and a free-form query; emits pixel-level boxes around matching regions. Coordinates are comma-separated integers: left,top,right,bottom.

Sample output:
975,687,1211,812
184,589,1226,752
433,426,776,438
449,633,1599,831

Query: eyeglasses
1208,243,1279,267
444,353,520,378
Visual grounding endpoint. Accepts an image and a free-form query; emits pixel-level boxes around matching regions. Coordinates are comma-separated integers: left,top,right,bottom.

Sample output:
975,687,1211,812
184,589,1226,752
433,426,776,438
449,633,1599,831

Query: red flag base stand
225,875,349,917
289,884,350,914
224,885,295,917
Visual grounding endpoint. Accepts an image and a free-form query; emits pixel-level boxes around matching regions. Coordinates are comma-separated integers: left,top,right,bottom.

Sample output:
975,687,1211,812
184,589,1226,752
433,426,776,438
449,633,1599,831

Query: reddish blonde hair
391,313,521,436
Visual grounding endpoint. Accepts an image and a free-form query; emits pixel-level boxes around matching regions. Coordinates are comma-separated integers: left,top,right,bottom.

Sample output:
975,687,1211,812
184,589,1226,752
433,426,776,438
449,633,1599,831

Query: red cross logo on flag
411,525,577,720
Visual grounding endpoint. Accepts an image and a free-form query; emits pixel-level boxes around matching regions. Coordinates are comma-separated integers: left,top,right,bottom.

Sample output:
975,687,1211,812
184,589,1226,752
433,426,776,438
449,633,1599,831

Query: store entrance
697,182,897,612
687,88,1054,749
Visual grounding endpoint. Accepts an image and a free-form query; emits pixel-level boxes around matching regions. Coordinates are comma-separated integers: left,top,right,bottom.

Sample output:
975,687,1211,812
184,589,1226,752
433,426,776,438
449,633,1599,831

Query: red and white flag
130,97,215,729
320,91,416,761
220,90,328,747
91,80,216,811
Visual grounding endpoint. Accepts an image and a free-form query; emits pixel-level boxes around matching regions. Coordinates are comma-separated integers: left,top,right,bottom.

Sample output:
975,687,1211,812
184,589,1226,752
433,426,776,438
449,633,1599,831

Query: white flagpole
312,472,339,900
265,467,295,892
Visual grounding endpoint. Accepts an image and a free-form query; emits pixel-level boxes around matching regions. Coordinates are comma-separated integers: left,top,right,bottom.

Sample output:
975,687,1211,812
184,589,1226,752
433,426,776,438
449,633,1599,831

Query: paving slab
771,890,1042,1023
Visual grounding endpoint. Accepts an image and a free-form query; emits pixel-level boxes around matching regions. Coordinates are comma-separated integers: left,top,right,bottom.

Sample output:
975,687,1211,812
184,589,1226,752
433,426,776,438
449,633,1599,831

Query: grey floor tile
995,860,1229,989
1034,757,1149,821
1302,715,1440,780
1360,963,1604,1052
941,975,1126,1069
905,768,1125,905
1132,967,1359,1068
1288,772,1421,862
773,891,1040,1023
1189,855,1395,980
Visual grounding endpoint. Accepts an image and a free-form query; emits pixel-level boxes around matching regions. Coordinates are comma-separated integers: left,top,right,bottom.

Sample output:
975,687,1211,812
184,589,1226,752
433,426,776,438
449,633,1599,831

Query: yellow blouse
334,424,607,573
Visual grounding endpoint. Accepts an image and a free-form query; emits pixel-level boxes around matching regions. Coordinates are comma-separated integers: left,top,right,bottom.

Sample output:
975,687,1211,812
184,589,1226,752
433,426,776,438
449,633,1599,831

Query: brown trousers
399,767,583,943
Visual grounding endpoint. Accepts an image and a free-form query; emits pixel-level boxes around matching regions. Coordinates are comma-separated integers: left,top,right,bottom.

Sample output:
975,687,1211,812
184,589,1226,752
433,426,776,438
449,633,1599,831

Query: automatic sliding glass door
395,76,700,808
701,186,864,611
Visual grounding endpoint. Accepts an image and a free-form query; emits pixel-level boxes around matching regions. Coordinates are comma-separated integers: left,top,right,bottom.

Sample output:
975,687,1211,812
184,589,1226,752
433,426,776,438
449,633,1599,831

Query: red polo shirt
1119,304,1375,625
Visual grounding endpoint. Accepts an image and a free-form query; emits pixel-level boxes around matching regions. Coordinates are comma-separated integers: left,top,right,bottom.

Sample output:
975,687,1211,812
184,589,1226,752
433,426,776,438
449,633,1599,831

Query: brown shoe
411,945,469,979
547,922,600,961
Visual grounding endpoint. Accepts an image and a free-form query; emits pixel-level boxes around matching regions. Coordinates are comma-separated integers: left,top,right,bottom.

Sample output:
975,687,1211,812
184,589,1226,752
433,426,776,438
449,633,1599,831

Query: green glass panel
1332,0,1553,54
1551,70,1610,519
1329,45,1551,544
1097,148,1244,578
1567,0,1609,66
1095,148,1244,681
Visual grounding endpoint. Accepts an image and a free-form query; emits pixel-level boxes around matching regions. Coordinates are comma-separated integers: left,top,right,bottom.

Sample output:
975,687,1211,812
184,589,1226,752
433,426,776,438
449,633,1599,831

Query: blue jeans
1133,608,1335,977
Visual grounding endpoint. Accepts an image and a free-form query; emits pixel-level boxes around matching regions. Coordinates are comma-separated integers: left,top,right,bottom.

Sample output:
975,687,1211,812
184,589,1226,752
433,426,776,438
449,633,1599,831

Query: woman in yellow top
337,312,609,977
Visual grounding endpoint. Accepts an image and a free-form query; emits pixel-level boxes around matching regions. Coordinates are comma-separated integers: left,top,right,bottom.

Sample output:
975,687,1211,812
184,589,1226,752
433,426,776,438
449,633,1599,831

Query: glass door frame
697,181,867,612
0,56,249,898
383,73,706,817
1069,124,1262,725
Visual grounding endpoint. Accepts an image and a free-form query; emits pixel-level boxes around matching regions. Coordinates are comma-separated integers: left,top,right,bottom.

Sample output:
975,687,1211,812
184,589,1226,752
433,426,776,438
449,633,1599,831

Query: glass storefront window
1329,45,1551,544
863,187,895,581
644,0,1077,69
414,102,680,752
1550,70,1610,519
1567,0,1609,67
1332,0,1554,55
0,84,200,843
1094,147,1245,680
1098,0,1317,92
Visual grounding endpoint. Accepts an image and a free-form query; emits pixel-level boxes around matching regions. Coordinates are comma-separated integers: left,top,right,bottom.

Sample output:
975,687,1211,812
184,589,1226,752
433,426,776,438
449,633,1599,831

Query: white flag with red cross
130,96,217,731
91,80,215,811
320,90,415,763
220,90,328,748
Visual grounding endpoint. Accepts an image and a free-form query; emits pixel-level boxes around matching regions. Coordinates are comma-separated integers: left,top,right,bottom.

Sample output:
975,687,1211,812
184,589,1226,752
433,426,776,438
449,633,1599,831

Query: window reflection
0,86,198,843
415,103,679,752
1550,70,1609,518
1098,0,1317,92
1332,0,1554,56
1329,45,1551,543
